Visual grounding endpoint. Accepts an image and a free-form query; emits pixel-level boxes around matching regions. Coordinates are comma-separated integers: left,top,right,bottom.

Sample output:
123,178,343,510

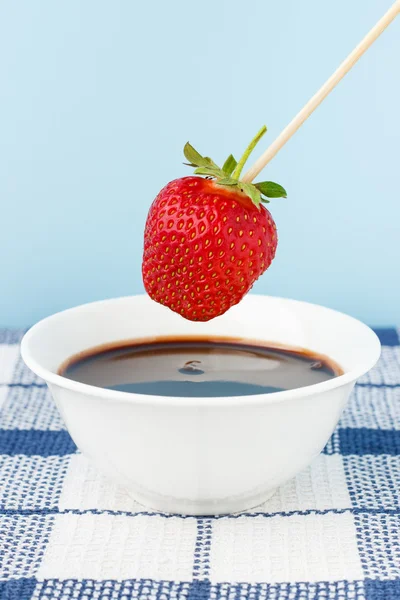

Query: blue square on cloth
0,429,77,456
32,579,192,600
357,345,400,386
365,578,400,599
0,515,55,580
0,455,70,511
355,513,400,580
373,328,400,347
0,577,36,600
339,427,400,456
0,329,25,345
340,386,400,430
344,455,400,511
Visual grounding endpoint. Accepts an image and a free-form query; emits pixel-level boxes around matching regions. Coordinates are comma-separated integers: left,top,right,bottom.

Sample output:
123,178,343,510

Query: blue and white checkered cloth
0,327,399,600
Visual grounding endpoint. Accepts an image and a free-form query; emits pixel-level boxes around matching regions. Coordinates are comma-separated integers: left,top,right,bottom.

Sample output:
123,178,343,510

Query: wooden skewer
242,0,400,183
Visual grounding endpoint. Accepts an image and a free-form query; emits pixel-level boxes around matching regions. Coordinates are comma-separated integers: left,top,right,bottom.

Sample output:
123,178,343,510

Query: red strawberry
142,126,286,321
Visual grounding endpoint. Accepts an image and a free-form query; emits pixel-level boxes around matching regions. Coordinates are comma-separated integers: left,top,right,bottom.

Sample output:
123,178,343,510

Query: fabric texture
0,328,399,599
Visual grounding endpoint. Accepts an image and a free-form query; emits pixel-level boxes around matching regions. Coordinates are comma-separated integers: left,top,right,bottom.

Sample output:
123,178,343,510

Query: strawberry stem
232,125,267,181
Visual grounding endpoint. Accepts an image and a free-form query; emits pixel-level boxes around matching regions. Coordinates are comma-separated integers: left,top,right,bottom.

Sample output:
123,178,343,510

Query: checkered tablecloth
0,328,399,600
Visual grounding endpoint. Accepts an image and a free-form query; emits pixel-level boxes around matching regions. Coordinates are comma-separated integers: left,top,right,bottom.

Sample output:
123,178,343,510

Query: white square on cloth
58,454,351,514
9,352,44,386
257,454,351,513
209,512,363,584
0,387,8,412
0,385,65,431
37,513,198,581
58,454,147,513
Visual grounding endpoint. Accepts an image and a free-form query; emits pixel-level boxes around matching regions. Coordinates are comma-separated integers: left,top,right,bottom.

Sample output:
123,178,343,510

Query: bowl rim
20,294,382,407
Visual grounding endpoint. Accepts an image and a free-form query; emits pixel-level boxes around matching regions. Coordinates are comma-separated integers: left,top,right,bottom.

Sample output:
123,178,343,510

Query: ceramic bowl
21,295,380,515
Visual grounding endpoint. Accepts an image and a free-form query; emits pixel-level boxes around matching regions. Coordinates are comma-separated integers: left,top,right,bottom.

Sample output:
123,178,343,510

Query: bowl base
126,486,278,516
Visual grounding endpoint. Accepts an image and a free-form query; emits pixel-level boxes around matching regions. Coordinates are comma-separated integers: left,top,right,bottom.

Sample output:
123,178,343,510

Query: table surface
0,328,399,600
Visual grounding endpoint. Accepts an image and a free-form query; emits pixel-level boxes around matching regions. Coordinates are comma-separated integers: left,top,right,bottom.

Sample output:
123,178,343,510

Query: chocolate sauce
59,336,342,397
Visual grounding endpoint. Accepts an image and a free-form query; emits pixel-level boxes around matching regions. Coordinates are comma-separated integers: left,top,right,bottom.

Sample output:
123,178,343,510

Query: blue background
1,0,399,327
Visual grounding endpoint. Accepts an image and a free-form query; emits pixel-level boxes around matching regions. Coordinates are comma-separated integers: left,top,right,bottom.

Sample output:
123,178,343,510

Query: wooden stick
242,0,400,183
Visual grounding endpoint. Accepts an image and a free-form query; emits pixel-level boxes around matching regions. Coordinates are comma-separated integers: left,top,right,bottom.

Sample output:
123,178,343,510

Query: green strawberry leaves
222,154,237,176
183,131,287,208
184,144,221,173
216,177,238,186
193,166,223,178
240,183,262,207
183,143,206,168
184,143,226,179
255,181,287,198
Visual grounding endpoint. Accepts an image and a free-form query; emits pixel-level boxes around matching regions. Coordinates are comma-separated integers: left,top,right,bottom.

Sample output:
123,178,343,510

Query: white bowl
21,295,380,515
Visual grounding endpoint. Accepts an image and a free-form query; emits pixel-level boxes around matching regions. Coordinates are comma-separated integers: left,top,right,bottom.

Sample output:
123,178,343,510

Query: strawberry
142,126,286,321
